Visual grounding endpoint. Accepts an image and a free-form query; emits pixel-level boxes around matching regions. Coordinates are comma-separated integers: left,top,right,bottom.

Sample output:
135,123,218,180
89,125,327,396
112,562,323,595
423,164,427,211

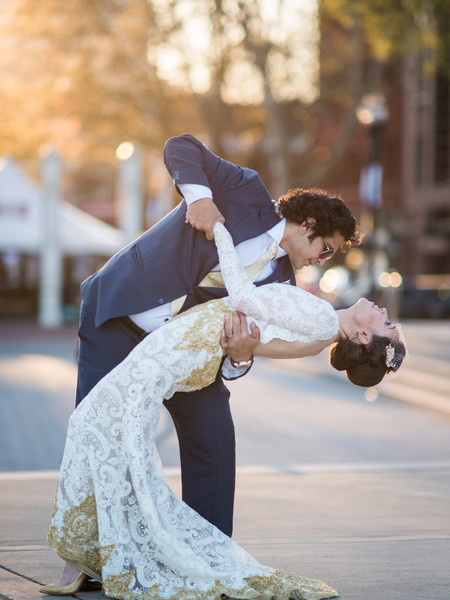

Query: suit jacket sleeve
83,135,292,327
164,134,254,201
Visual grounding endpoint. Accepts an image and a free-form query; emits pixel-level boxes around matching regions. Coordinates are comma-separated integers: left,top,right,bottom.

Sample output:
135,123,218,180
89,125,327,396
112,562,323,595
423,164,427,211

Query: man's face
280,218,345,270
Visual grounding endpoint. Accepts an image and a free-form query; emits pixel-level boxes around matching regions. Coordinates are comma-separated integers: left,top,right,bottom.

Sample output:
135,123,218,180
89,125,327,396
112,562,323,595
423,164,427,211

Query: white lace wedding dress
47,223,339,600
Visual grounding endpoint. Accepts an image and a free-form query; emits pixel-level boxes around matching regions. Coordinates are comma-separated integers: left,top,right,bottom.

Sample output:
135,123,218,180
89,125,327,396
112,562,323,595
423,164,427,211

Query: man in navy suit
76,134,359,537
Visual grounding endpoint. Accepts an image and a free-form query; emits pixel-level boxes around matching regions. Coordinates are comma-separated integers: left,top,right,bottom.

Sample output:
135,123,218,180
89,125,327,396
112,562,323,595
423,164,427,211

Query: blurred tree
145,0,321,196
145,0,447,194
0,0,195,164
0,0,446,197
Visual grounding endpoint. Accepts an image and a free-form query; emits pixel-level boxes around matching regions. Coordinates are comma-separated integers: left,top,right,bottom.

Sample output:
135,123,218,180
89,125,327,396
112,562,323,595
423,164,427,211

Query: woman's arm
252,337,336,359
214,222,338,342
213,222,265,315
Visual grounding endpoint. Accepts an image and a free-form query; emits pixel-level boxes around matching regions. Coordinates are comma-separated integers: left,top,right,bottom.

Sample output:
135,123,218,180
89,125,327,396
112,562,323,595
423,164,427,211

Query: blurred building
322,56,449,279
312,7,450,319
399,51,449,277
0,158,125,319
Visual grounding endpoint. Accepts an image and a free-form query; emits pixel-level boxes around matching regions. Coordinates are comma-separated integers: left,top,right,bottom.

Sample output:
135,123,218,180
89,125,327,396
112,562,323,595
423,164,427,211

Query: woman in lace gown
42,223,405,600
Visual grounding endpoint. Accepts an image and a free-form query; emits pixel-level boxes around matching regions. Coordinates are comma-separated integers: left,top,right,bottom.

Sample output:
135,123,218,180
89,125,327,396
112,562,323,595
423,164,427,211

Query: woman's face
352,298,398,340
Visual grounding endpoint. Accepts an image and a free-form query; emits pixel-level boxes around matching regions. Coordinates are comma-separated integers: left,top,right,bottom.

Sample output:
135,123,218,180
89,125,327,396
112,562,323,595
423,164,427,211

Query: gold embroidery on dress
246,571,338,600
50,490,58,519
103,570,136,597
47,494,103,574
174,300,231,389
175,355,222,390
47,491,336,600
99,544,115,568
102,571,337,600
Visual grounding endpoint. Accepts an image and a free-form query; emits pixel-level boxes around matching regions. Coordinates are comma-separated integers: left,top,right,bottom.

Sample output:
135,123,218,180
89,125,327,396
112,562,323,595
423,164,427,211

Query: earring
348,328,361,340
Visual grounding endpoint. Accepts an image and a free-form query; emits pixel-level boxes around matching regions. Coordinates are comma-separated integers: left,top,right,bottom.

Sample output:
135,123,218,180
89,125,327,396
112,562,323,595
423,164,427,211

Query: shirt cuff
221,355,252,380
178,183,213,205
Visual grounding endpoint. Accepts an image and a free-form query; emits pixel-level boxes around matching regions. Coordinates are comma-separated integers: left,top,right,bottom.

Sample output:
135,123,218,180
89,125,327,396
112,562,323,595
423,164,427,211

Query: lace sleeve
213,222,258,309
213,222,338,342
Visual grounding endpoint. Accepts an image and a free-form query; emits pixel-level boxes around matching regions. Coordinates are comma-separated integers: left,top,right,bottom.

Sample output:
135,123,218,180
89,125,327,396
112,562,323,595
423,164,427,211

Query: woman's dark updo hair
329,335,406,387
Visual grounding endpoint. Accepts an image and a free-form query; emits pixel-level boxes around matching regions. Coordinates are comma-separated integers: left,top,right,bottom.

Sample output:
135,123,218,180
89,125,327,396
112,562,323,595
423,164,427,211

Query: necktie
198,238,279,288
170,239,279,316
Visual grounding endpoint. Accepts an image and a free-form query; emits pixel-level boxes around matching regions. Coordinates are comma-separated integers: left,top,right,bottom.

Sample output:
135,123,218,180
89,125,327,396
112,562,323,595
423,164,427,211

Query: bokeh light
319,267,350,294
116,142,135,161
345,247,365,270
438,284,450,300
296,265,320,287
378,270,403,288
365,388,378,402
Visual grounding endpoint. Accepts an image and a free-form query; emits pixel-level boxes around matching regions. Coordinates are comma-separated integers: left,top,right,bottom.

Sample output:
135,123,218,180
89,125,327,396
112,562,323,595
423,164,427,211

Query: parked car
398,276,450,319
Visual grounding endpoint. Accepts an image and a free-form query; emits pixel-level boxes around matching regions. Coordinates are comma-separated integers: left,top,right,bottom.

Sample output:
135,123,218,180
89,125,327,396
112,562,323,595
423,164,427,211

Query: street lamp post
356,94,389,298
116,142,144,244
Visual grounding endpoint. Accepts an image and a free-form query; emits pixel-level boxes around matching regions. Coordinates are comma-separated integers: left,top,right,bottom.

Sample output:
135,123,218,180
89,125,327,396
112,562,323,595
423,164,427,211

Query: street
0,319,449,600
1,321,449,473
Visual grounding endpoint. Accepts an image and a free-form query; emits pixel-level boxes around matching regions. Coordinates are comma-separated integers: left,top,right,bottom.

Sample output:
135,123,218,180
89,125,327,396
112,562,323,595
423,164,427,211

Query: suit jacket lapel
257,255,296,287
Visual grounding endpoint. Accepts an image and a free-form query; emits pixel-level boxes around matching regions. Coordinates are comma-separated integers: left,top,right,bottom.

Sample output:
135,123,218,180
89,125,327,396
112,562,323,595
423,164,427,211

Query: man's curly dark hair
276,187,361,250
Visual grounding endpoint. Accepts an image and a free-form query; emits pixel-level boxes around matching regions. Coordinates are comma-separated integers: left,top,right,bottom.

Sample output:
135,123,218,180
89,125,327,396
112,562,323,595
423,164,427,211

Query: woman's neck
335,308,355,341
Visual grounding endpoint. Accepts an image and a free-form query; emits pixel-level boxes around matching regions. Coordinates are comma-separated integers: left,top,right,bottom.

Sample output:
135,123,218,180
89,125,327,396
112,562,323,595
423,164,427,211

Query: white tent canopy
0,157,125,256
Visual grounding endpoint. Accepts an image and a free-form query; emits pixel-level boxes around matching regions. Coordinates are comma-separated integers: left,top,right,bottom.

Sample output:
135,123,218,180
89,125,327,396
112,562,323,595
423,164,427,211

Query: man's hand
185,197,225,240
220,312,260,363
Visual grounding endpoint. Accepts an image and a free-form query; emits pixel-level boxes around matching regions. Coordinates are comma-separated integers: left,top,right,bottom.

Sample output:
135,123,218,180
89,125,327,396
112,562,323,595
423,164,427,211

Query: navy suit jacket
81,134,296,327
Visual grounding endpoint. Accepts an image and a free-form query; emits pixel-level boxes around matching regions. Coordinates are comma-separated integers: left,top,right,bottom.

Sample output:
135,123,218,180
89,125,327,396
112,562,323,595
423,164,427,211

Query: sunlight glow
378,271,403,288
116,142,135,161
149,0,319,104
319,267,350,294
365,388,379,402
345,248,365,270
221,61,265,105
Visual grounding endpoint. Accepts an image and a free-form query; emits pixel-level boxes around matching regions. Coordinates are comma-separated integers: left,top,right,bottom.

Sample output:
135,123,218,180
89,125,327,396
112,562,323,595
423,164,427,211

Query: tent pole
38,149,63,328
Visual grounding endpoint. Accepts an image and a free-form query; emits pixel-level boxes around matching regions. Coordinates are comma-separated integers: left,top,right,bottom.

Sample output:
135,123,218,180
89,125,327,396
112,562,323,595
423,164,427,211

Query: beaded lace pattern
47,223,338,600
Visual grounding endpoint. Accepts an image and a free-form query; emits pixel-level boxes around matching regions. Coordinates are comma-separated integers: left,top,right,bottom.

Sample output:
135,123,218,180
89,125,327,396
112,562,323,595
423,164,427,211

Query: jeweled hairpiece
385,344,395,368
385,324,407,373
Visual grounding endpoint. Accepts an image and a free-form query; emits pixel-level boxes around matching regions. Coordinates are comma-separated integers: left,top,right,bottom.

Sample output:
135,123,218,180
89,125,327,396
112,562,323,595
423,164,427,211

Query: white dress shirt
129,184,287,376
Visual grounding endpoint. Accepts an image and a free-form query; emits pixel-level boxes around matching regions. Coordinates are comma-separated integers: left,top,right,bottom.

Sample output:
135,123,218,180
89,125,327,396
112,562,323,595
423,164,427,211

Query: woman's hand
220,312,260,364
185,198,225,240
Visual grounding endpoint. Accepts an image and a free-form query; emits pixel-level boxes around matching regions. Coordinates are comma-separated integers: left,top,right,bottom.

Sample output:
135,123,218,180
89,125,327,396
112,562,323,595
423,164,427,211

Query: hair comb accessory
385,324,408,373
385,344,396,368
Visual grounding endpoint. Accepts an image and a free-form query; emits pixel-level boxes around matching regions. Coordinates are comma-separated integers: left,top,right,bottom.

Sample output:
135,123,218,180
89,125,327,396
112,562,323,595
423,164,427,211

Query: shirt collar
267,218,287,258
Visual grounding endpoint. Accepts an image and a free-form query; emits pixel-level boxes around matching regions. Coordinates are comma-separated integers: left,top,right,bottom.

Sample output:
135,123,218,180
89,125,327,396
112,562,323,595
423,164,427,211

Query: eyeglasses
319,238,335,261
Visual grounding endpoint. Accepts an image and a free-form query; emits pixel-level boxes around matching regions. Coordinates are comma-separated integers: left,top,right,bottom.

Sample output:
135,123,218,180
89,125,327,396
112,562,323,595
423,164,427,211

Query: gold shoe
67,560,102,583
39,572,87,596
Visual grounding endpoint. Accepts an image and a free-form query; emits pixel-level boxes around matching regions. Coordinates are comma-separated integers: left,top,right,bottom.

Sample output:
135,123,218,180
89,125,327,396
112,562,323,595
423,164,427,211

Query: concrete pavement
1,319,450,599
1,464,450,600
275,319,450,415
1,318,449,413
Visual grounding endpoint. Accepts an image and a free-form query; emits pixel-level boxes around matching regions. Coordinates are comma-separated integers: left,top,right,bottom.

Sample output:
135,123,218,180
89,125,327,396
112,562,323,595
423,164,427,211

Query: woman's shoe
67,560,102,583
39,572,87,596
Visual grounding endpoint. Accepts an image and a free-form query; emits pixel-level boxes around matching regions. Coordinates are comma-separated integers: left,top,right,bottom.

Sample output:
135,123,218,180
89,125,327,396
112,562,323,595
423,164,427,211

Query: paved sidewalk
1,319,449,599
1,319,449,418
1,465,450,600
275,319,450,415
